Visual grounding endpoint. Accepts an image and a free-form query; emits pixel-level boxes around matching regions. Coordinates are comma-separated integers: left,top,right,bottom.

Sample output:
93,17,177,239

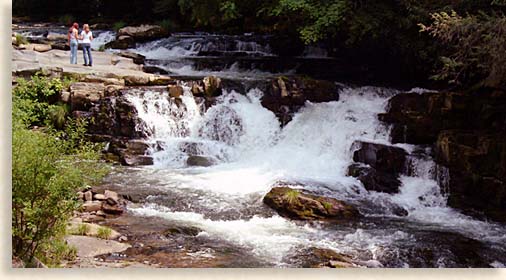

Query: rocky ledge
379,88,506,222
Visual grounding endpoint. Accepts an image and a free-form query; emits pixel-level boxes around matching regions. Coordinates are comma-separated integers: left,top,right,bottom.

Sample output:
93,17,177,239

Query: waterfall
117,83,506,266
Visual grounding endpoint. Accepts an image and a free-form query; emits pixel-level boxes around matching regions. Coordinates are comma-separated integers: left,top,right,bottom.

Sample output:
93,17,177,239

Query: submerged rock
187,155,214,167
263,186,360,220
163,226,202,237
289,247,362,268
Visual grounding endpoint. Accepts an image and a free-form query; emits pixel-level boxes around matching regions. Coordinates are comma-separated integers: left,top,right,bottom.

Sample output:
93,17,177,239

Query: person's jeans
70,40,78,64
82,43,92,66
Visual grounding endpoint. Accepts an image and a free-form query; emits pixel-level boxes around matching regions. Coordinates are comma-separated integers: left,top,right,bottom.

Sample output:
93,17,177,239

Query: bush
113,21,126,32
12,74,109,265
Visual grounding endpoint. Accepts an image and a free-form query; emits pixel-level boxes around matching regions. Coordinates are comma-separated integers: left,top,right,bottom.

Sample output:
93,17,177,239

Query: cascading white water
122,85,506,266
91,31,116,50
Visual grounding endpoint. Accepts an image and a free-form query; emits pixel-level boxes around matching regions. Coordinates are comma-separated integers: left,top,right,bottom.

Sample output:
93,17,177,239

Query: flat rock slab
65,235,130,258
12,49,172,86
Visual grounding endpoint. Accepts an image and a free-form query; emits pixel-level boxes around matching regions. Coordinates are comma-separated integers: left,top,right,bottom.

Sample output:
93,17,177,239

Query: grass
97,226,113,240
73,223,90,236
15,34,28,46
284,189,300,205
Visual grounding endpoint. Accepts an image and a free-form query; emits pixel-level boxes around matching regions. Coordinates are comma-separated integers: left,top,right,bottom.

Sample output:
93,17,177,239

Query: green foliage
58,14,75,25
47,104,69,130
36,239,77,267
420,10,506,87
158,19,176,32
97,226,113,240
14,34,28,46
113,21,126,32
12,74,110,265
98,45,106,52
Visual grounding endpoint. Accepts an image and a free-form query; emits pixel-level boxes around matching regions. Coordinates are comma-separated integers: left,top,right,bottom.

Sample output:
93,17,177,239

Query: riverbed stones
169,85,184,99
84,191,93,201
203,76,222,97
263,186,360,220
65,235,130,258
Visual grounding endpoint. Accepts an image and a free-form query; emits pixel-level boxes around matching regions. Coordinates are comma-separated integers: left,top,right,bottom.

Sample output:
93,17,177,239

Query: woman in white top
80,24,94,66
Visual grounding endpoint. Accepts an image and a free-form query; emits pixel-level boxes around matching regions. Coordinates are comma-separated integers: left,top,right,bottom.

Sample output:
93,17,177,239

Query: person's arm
79,31,83,40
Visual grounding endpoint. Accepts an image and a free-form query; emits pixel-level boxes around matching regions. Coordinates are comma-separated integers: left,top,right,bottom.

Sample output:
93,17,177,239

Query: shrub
75,223,90,236
12,74,109,265
420,10,506,88
113,21,126,32
97,226,113,240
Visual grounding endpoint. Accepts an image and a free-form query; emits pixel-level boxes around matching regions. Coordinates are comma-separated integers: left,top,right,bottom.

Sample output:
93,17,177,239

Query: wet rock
261,76,338,125
435,130,506,222
122,155,154,166
263,186,360,220
163,226,202,237
187,155,214,167
118,25,167,42
347,163,402,194
143,65,169,75
203,76,222,97
105,35,135,49
88,96,145,139
168,85,184,99
69,82,106,111
352,141,408,174
289,247,362,268
118,51,145,65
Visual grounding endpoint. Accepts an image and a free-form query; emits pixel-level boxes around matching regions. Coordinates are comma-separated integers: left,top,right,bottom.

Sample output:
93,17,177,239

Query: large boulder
347,163,402,194
69,82,106,111
352,141,407,174
105,139,155,166
261,76,338,125
118,25,167,42
347,141,407,194
263,186,360,220
88,96,146,139
186,155,214,167
105,35,135,49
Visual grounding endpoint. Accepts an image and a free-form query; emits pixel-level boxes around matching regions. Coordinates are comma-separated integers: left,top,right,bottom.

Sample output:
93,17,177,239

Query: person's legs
70,41,78,64
83,44,89,66
87,46,93,66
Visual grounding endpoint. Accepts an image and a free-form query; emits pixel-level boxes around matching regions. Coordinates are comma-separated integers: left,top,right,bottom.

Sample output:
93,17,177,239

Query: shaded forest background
13,0,506,88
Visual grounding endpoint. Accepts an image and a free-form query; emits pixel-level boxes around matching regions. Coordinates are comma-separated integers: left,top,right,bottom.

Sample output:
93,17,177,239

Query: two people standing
68,22,93,66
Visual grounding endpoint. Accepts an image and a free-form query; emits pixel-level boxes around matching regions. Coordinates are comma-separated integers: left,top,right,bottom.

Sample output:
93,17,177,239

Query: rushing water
92,33,506,267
